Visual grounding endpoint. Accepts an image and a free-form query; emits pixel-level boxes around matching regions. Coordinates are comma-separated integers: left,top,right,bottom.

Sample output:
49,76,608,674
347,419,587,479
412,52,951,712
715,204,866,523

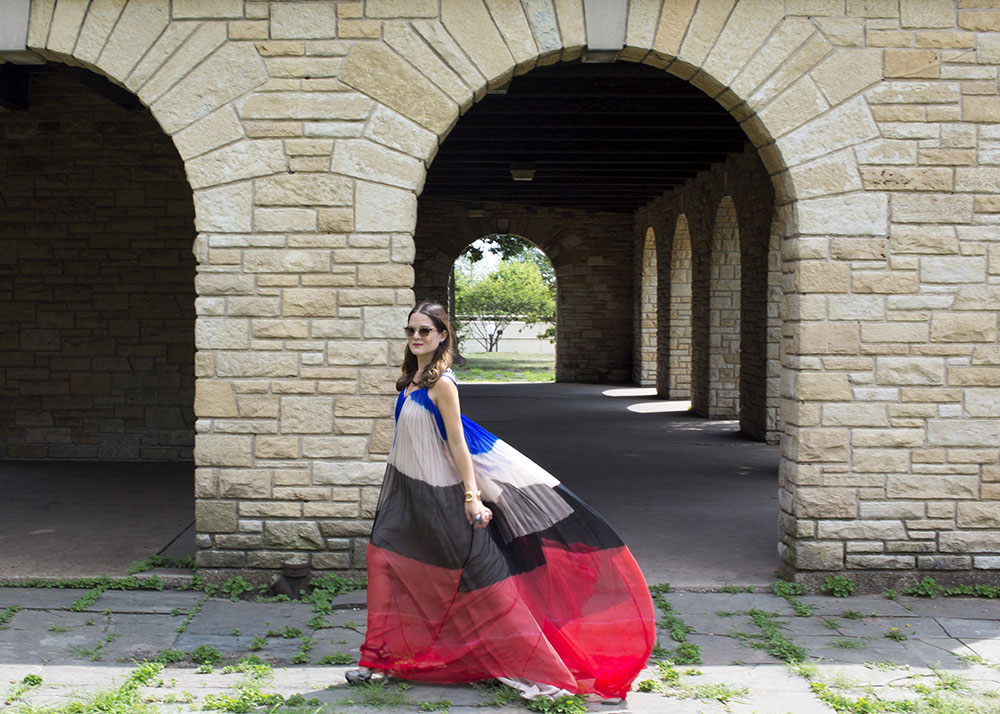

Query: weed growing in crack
153,648,184,664
191,645,223,666
771,580,815,617
883,626,908,642
820,576,856,598
338,679,412,708
417,695,453,712
68,629,119,662
299,573,367,616
637,660,747,707
6,661,164,714
203,659,283,712
833,638,868,650
290,636,313,664
126,554,195,575
864,660,910,672
4,674,43,706
0,605,22,629
266,626,302,639
957,652,1000,672
649,583,702,664
526,694,588,713
175,594,207,634
730,609,807,664
474,680,522,707
219,576,254,602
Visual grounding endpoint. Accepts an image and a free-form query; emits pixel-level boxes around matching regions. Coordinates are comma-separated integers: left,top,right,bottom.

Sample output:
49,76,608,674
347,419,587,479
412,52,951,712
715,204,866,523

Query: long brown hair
396,301,454,392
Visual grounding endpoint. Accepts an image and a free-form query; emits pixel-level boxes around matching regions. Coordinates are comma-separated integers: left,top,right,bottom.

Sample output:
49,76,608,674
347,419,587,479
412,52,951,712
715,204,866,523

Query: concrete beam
1,0,45,64
583,0,627,63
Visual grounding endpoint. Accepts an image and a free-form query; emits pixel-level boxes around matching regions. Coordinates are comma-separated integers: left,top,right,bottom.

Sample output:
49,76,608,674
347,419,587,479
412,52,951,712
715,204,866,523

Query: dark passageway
461,383,779,588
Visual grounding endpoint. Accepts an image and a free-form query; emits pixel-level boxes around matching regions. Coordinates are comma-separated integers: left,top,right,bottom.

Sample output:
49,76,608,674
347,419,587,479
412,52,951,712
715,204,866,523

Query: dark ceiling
422,61,748,214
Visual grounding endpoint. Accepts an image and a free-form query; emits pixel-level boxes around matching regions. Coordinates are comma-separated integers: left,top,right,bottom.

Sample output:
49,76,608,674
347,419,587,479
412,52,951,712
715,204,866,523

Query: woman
347,301,655,700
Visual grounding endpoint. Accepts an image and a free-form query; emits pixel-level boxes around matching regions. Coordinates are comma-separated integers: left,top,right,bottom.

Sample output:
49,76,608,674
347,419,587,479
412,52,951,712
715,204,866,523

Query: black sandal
345,668,372,686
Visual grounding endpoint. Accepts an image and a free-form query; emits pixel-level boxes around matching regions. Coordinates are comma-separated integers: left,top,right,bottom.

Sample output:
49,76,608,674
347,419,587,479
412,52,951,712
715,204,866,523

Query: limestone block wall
19,0,1000,580
633,228,657,387
415,199,635,384
708,196,742,419
0,71,196,460
668,215,693,401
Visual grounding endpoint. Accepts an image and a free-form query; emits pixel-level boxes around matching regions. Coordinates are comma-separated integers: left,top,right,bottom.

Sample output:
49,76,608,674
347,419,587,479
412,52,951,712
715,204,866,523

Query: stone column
707,197,741,419
669,216,693,400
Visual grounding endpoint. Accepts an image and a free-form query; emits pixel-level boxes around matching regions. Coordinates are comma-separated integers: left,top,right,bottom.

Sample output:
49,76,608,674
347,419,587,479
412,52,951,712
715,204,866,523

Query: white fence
457,320,555,354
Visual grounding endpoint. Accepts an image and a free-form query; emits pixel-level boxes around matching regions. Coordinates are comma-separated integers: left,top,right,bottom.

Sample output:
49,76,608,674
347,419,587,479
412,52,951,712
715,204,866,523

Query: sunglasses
404,326,438,338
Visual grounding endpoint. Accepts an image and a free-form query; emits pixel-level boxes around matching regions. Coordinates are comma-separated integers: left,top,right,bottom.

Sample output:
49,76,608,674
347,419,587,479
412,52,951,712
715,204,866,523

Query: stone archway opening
415,59,781,585
0,64,197,577
451,234,556,369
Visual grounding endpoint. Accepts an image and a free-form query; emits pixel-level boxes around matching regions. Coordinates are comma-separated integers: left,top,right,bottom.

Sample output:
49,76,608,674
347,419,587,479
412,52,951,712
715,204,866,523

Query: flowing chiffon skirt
360,378,655,700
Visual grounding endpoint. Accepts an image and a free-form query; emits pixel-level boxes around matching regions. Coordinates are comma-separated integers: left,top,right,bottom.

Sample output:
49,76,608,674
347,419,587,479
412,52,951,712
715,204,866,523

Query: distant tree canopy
454,237,555,353
460,235,554,289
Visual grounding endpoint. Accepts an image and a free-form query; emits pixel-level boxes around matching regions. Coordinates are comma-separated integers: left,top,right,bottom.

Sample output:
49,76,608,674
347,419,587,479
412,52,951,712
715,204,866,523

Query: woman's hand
465,500,492,529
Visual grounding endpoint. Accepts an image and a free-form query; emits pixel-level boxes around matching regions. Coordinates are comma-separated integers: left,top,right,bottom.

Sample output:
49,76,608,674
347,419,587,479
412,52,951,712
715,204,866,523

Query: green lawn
453,352,555,383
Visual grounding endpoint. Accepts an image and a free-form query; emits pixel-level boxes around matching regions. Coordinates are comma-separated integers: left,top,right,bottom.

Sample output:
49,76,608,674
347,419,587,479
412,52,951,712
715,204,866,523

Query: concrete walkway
2,585,999,713
0,383,780,587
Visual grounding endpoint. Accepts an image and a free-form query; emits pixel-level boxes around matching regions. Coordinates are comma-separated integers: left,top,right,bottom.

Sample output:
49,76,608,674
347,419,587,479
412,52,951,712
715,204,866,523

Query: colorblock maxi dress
360,374,655,700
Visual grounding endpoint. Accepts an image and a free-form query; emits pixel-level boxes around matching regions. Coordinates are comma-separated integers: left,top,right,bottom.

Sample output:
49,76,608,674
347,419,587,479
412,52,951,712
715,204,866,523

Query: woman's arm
430,377,492,529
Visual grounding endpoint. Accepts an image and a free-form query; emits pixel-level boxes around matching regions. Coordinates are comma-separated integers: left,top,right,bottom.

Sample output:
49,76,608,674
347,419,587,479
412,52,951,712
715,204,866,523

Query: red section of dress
362,542,654,699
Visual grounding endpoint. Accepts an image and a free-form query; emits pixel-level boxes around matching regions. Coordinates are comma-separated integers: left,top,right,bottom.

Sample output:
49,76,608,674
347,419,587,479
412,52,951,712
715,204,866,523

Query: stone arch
635,227,658,387
450,233,556,356
668,216,693,401
413,200,629,382
27,2,286,238
0,64,197,461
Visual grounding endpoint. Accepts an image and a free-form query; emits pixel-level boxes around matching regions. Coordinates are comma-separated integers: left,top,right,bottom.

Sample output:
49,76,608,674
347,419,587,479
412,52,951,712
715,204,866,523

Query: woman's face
406,312,443,359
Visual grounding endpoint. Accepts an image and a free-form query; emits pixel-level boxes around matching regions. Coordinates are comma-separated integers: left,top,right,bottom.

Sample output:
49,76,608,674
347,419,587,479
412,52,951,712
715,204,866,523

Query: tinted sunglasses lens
404,327,434,338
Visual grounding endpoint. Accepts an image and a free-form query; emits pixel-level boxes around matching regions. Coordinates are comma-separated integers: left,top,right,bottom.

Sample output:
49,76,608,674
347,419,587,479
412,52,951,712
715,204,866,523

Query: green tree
455,259,555,352
461,235,554,289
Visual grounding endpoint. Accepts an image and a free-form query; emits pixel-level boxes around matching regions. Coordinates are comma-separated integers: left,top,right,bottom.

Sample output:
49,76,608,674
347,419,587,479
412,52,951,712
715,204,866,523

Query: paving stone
897,597,1000,619
795,595,912,617
330,590,367,609
92,590,207,614
4,608,99,631
172,631,301,659
935,617,1000,639
666,592,796,617
0,621,107,664
688,633,781,665
0,587,95,610
672,610,757,636
812,615,950,639
182,599,315,635
960,638,1000,661
310,627,365,660
2,588,1000,713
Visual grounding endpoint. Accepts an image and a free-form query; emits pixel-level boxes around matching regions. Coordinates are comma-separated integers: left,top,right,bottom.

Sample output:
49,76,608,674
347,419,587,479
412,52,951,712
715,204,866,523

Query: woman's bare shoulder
429,370,460,408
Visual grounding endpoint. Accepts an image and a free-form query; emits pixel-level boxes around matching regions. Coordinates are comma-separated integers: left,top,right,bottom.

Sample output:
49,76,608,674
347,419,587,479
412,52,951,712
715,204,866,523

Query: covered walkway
0,383,778,588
